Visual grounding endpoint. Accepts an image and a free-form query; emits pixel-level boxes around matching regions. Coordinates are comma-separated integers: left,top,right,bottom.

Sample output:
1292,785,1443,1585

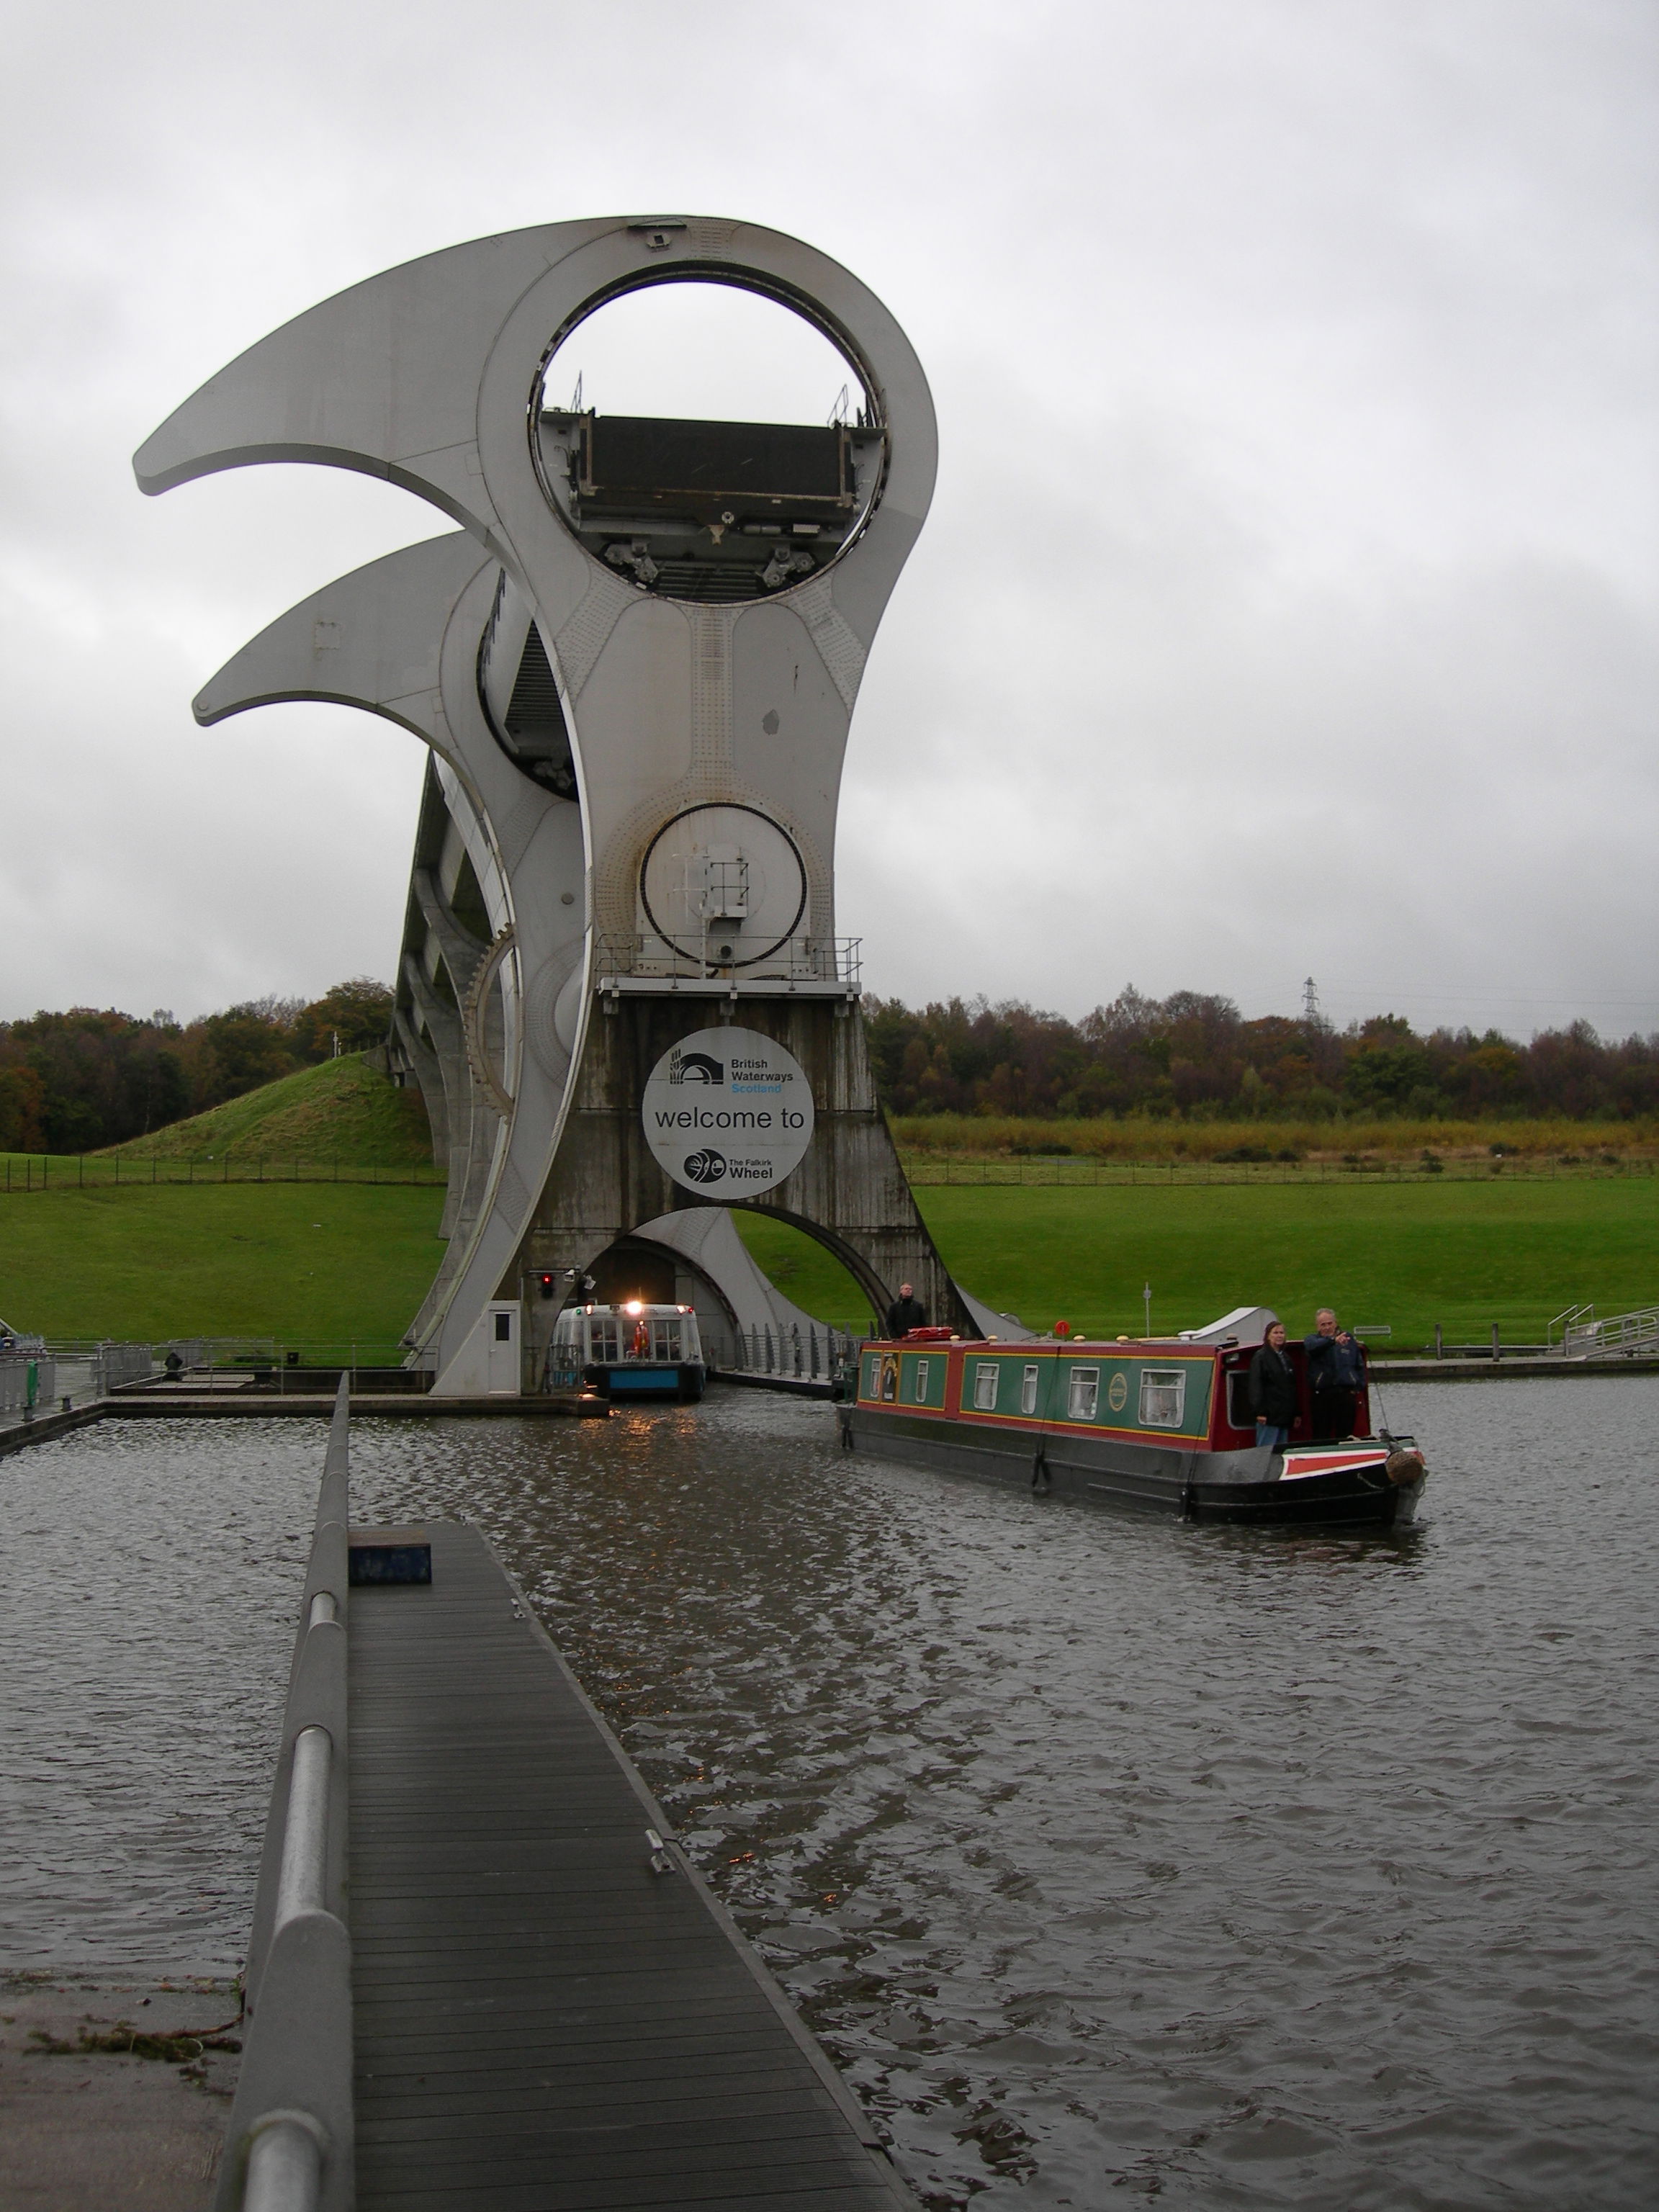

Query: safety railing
0,1355,55,1414
1547,1303,1595,1352
216,1379,354,2212
1563,1303,1659,1358
593,932,861,985
720,1321,865,1385
96,1342,156,1391
138,1342,421,1393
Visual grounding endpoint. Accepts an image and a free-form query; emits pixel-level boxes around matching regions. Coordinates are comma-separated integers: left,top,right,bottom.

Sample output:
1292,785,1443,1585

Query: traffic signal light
537,1271,557,1299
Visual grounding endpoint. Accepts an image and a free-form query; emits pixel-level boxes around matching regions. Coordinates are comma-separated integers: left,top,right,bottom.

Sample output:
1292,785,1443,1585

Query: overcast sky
1,0,1653,1037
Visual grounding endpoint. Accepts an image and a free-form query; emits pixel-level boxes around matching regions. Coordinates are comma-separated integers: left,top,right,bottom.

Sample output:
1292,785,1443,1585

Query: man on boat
886,1282,927,1336
1304,1308,1365,1439
1246,1320,1298,1453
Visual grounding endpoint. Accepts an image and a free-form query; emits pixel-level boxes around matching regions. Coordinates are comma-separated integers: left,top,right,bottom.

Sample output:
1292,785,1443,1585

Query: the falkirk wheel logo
682,1148,728,1184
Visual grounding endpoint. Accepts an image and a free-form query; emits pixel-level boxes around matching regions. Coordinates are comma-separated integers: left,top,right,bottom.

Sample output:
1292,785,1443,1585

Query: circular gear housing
639,803,808,968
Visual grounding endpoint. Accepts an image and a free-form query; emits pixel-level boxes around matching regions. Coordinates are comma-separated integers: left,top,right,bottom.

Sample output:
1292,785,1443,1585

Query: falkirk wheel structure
138,216,1020,1392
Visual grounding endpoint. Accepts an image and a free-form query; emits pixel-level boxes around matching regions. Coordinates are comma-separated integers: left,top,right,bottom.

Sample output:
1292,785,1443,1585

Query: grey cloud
0,0,1652,1035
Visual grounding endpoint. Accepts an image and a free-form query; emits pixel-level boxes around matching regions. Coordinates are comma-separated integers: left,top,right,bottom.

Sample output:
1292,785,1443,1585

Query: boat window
1139,1367,1187,1427
974,1362,999,1411
1020,1364,1040,1415
1067,1367,1100,1421
880,1353,898,1401
914,1357,930,1401
1225,1372,1254,1430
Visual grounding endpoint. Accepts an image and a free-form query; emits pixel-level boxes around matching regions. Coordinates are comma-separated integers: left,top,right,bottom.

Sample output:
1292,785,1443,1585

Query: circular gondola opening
535,278,884,604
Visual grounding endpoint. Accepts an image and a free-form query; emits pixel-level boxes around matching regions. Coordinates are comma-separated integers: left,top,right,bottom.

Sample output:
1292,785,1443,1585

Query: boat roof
871,1311,1280,1354
570,1303,693,1318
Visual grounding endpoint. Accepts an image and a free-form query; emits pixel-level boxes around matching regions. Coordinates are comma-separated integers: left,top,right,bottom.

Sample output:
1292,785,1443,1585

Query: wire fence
5,1151,1652,1197
1,1154,445,1193
900,1155,1656,1187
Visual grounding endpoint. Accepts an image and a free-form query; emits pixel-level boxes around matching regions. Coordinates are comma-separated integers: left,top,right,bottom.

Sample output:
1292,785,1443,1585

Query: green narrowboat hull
843,1336,1424,1530
844,1405,1421,1527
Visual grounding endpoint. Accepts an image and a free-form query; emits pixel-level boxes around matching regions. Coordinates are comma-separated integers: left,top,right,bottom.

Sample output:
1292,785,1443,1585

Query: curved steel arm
192,530,495,746
132,220,613,526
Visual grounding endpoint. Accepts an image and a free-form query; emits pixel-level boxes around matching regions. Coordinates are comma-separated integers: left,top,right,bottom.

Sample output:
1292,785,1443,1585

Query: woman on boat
1246,1321,1298,1453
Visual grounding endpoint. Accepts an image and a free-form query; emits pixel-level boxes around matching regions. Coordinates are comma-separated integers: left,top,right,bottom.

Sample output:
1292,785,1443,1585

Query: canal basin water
1,1380,1654,2208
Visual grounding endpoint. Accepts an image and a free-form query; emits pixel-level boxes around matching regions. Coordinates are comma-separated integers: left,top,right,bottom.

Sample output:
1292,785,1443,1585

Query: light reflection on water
4,1383,1655,2208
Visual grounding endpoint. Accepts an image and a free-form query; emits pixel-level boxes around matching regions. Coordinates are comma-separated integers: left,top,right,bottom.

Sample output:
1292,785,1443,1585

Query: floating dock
215,1387,912,2211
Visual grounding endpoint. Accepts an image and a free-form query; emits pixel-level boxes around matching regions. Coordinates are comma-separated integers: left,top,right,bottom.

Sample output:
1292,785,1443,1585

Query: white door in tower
486,1304,520,1394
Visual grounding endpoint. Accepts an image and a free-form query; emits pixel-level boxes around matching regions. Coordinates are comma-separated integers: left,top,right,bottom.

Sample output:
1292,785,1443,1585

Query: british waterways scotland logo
668,1048,724,1084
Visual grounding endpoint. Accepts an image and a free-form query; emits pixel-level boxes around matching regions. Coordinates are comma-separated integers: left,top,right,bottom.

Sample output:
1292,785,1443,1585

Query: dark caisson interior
539,408,884,603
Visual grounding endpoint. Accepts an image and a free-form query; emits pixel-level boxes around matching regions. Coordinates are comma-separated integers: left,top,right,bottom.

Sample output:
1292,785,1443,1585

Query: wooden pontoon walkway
349,1521,912,2211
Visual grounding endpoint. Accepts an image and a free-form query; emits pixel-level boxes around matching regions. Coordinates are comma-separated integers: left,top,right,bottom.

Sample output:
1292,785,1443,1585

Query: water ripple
3,1381,1655,2207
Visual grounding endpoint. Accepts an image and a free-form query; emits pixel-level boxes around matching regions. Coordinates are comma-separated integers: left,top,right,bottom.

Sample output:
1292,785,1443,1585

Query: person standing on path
886,1282,927,1336
1246,1321,1298,1453
1304,1308,1365,1439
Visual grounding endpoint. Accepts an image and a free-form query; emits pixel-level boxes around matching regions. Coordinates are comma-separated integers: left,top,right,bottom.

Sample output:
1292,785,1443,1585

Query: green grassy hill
104,1053,436,1167
0,1058,444,1344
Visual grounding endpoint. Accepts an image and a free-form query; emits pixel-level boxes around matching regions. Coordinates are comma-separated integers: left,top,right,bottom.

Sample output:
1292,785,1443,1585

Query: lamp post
1143,1282,1152,1337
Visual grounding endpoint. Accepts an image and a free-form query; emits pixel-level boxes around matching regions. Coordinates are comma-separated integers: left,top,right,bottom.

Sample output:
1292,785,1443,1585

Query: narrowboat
546,1302,708,1402
842,1308,1426,1529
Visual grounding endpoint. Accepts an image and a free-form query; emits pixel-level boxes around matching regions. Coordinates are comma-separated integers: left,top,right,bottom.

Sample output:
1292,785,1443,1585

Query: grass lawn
737,1179,1659,1346
5,1172,1650,1354
0,1182,446,1346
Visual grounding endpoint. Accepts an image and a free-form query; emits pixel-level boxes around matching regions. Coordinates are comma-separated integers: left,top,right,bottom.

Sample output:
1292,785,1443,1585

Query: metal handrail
594,930,860,984
1547,1302,1594,1352
721,1322,863,1382
244,2113,328,2212
1563,1303,1659,1357
274,1727,333,1925
217,1379,354,2212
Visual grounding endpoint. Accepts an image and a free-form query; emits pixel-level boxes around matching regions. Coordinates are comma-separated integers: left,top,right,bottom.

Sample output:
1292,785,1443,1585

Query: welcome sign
641,1025,814,1194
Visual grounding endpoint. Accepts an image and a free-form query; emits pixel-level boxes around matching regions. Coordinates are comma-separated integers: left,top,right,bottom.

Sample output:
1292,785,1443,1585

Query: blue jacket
1304,1330,1364,1390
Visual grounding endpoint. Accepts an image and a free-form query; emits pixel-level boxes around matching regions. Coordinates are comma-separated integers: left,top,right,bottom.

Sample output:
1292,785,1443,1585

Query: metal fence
902,1155,1657,1187
144,1341,417,1390
593,932,862,986
1,1154,444,1192
0,1356,55,1413
1,1344,164,1427
720,1322,864,1384
1563,1303,1659,1358
216,1380,354,2212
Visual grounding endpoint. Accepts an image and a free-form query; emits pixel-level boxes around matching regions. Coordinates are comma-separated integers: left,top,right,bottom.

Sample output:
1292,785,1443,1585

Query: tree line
6,977,1653,1156
863,989,1659,1123
0,979,394,1154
